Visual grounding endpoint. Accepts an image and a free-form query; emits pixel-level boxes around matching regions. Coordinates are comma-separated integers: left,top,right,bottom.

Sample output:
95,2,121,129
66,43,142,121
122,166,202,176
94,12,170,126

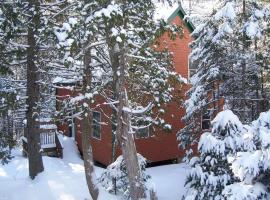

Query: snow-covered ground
0,137,188,200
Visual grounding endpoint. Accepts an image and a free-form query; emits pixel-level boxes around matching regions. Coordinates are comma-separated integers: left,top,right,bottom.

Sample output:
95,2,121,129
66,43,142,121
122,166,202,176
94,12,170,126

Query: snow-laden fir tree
179,0,269,149
53,1,121,199
261,3,270,98
99,154,151,199
0,0,71,179
0,79,18,164
0,7,26,164
183,110,247,200
223,110,270,200
221,0,268,121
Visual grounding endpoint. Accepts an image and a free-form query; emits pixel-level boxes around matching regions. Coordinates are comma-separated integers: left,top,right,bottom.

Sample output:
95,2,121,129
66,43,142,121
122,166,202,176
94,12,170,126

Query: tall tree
0,6,26,165
179,0,269,149
1,0,70,179
25,0,44,179
0,78,18,164
56,1,183,199
97,1,183,199
53,1,110,198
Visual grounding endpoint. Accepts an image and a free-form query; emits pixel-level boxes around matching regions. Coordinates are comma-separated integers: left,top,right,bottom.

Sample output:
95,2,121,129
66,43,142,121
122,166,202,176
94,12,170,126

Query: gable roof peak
167,4,195,33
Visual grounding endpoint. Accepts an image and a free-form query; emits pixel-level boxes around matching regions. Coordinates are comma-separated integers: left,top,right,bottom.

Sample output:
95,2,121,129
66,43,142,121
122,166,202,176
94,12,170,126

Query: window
201,110,211,130
92,111,101,139
188,57,198,80
189,69,197,78
135,126,149,139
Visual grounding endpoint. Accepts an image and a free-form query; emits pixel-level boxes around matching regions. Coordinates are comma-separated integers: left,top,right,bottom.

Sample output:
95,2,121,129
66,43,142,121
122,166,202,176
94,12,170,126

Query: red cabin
56,5,195,166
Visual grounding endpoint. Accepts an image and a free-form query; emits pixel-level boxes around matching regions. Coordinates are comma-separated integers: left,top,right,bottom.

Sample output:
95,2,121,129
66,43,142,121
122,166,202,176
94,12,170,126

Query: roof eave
167,5,195,33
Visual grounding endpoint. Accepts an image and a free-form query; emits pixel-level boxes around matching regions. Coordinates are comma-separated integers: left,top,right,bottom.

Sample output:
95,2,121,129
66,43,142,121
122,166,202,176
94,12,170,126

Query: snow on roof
53,77,79,84
155,0,222,27
40,124,57,130
154,2,179,21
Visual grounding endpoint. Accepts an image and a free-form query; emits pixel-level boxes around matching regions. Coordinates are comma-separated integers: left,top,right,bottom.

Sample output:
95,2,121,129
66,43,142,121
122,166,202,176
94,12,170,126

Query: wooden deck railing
40,132,56,147
22,131,63,158
55,133,63,158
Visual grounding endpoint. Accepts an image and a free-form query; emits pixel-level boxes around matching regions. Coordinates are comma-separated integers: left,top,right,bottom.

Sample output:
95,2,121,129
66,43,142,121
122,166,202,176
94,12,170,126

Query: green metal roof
167,5,195,33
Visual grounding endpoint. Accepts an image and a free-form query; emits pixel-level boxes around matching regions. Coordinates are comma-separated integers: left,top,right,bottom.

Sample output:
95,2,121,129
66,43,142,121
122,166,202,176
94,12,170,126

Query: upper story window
92,111,101,139
201,110,211,130
188,57,198,81
135,126,150,139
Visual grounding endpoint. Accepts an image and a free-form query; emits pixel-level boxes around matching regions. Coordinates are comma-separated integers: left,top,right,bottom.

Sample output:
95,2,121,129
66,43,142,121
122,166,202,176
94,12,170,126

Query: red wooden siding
56,14,193,166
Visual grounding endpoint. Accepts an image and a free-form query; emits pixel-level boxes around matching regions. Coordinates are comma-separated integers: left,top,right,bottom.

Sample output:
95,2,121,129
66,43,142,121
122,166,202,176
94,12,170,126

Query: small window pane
202,110,211,130
202,120,211,130
189,69,197,78
136,127,149,139
189,58,198,79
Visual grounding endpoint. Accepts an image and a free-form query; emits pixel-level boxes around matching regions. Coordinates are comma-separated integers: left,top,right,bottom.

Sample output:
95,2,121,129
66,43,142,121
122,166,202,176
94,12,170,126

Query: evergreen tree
53,1,114,199
179,0,269,149
95,1,183,199
0,6,24,165
0,0,70,179
223,110,270,200
184,110,245,200
56,1,183,199
99,153,151,199
0,79,18,164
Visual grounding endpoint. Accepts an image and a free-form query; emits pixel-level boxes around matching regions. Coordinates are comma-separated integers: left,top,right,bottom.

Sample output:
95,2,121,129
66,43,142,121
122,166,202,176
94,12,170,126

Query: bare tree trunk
240,0,247,121
26,0,44,180
7,114,14,153
110,49,120,194
104,1,146,196
121,101,146,199
105,28,121,193
109,46,120,163
81,48,99,200
116,48,146,199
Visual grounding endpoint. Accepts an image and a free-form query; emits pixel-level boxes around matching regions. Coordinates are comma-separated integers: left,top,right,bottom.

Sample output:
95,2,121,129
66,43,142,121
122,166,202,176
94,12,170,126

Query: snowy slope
0,137,188,200
0,137,116,200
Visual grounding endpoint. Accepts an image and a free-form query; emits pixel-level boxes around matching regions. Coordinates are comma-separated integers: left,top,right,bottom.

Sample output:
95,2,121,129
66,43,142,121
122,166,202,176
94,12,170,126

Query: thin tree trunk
110,50,120,194
105,2,146,196
104,25,120,163
116,48,146,199
241,0,247,121
109,46,120,163
26,0,44,180
7,114,13,153
106,31,121,192
121,98,146,199
81,48,99,200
